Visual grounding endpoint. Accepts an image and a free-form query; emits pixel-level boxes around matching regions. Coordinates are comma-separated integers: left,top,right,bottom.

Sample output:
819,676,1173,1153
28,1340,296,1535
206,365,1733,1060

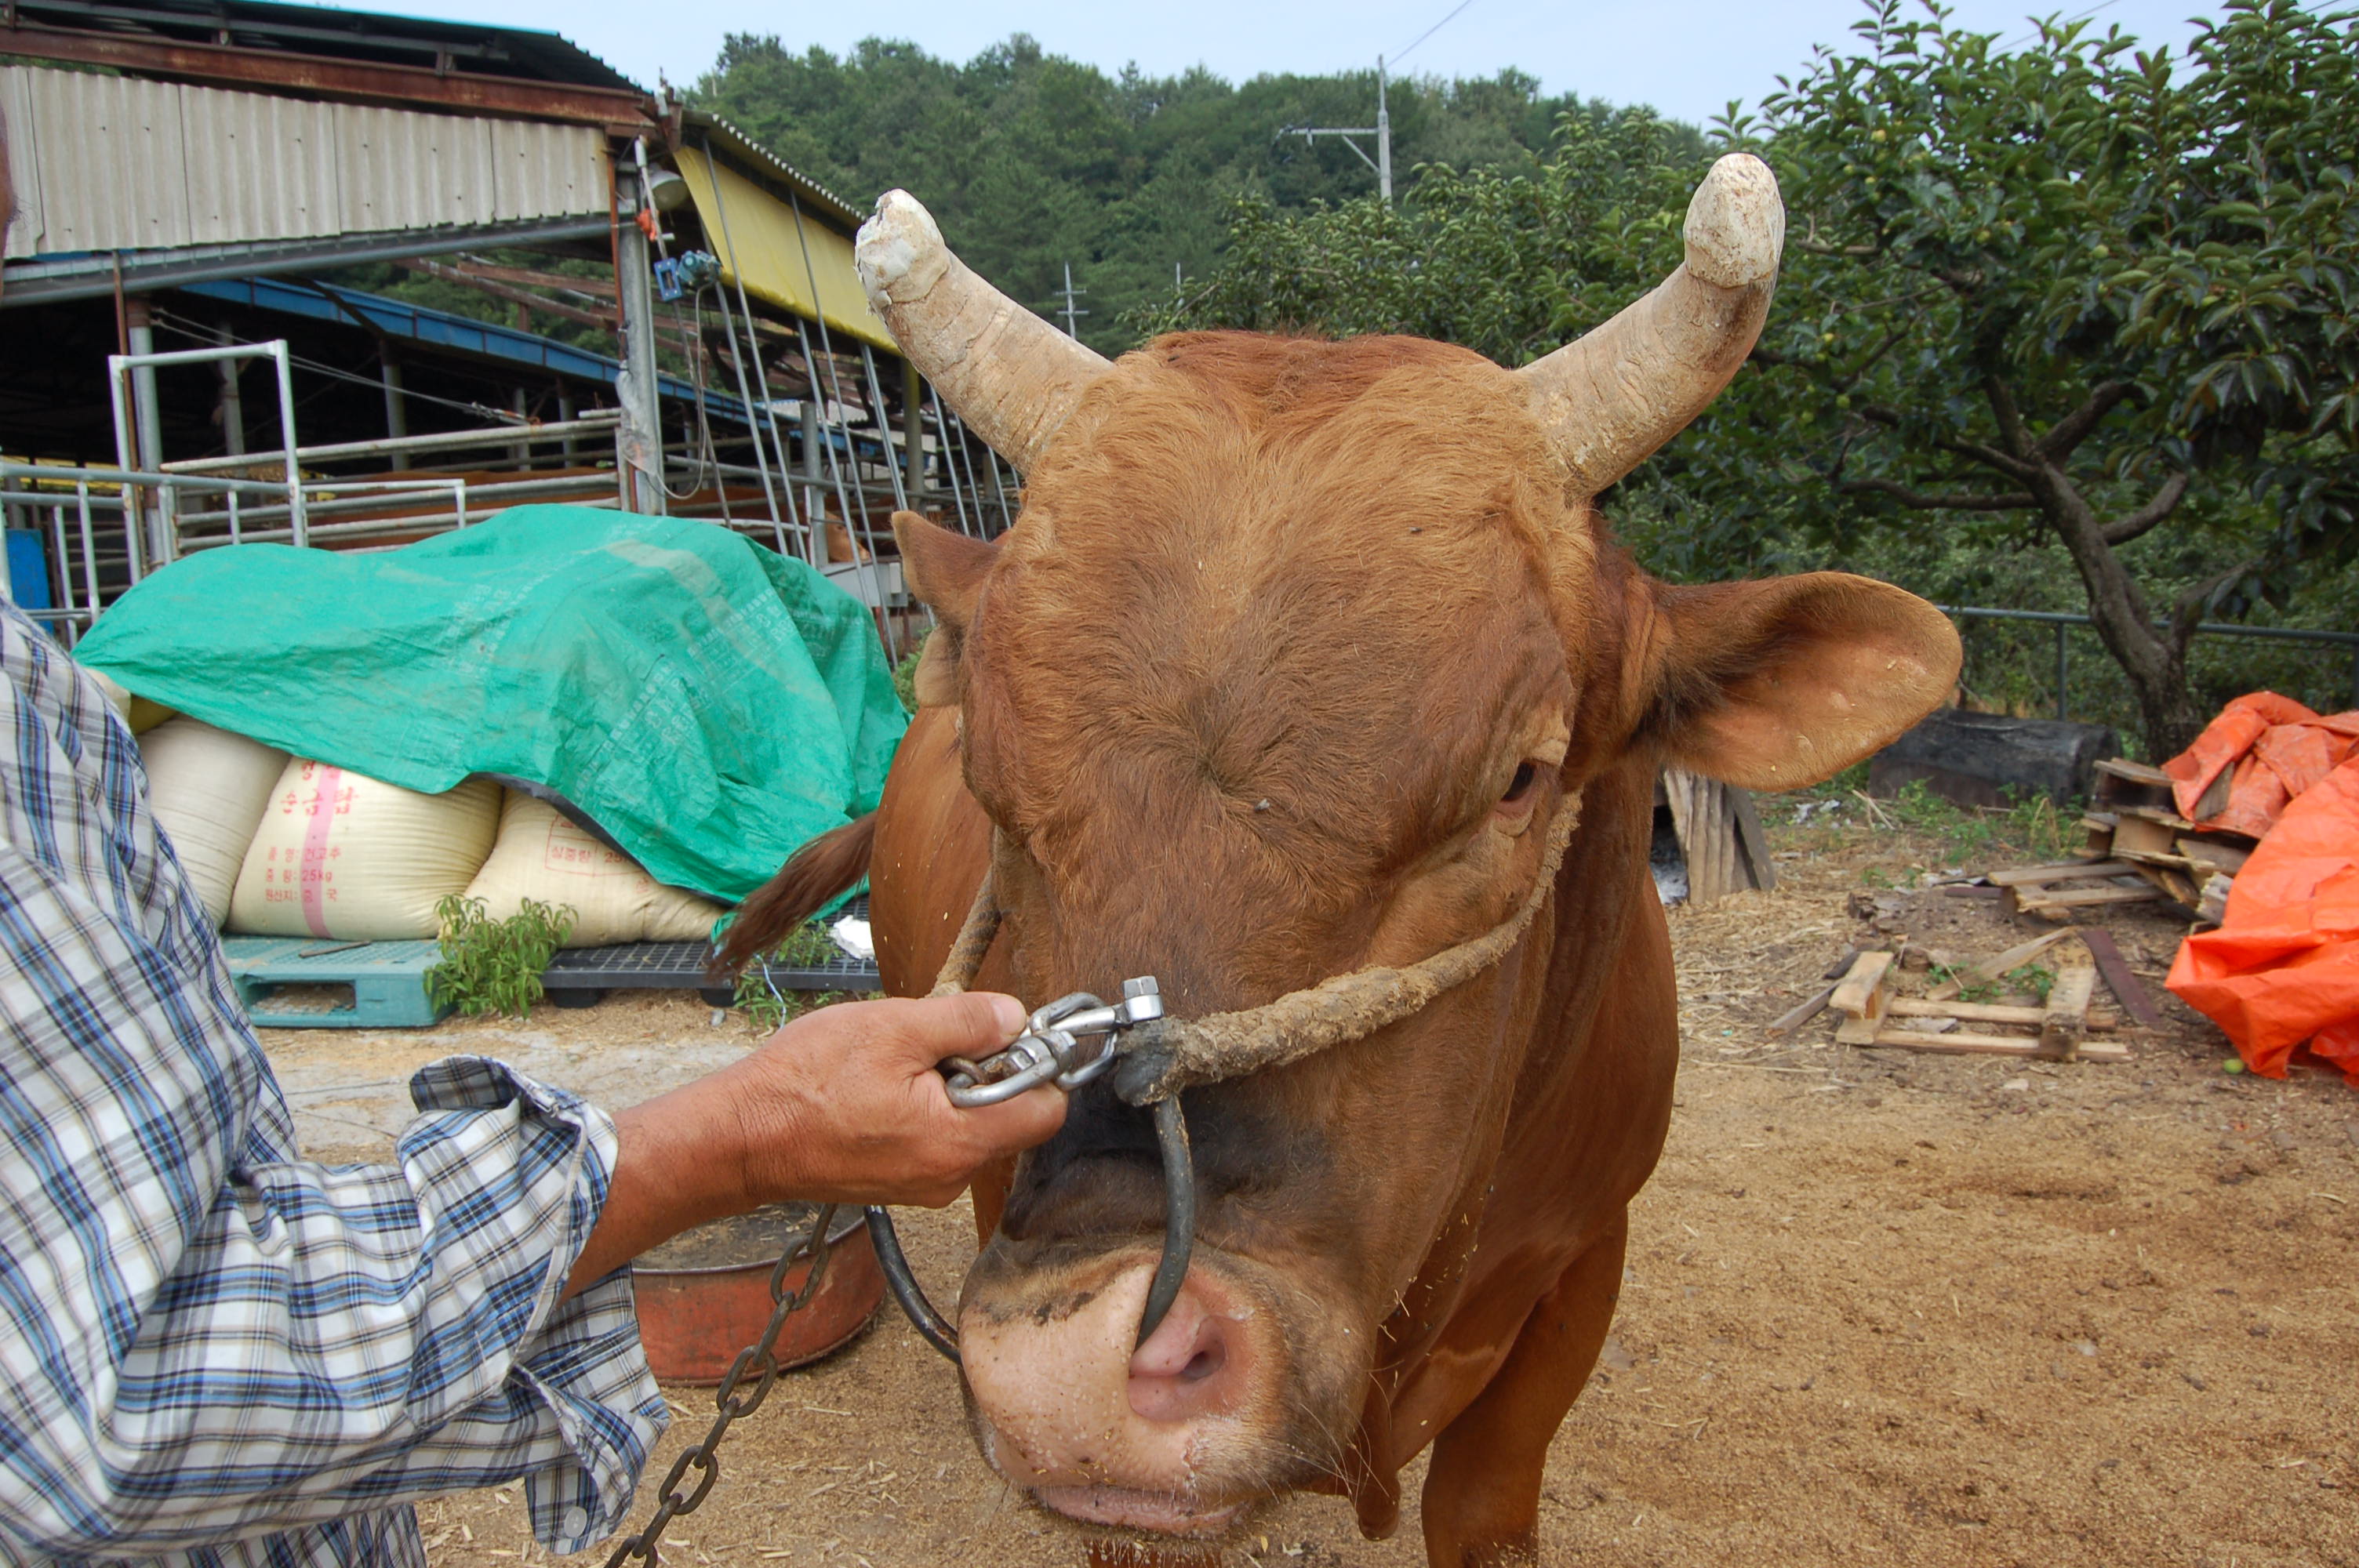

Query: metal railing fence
1939,604,2359,728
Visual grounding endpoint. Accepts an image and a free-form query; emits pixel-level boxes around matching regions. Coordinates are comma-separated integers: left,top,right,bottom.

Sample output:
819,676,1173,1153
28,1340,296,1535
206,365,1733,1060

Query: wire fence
1940,605,2359,751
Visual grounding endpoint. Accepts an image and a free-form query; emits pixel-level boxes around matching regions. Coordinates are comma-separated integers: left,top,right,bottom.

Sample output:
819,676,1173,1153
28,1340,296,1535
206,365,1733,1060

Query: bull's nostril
1180,1345,1224,1383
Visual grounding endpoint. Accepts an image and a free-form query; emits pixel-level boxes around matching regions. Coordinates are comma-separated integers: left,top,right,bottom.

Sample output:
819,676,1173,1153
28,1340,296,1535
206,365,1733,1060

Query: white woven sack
464,789,725,947
229,760,499,939
137,717,289,927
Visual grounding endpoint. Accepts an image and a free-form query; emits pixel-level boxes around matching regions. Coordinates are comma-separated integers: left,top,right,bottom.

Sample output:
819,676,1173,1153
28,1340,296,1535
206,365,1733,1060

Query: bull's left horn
857,191,1110,475
1515,153,1785,496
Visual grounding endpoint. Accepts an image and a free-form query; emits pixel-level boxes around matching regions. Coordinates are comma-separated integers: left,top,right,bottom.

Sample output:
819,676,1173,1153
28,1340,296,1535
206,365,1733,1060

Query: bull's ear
893,510,999,708
1648,573,1961,791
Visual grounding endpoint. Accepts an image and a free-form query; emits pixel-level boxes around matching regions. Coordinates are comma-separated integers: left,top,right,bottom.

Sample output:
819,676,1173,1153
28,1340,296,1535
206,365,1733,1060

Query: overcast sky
435,0,2220,128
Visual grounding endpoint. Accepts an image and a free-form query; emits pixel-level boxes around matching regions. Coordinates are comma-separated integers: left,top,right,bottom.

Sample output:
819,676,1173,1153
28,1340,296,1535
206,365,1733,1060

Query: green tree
1151,0,2359,758
688,35,1646,354
1716,0,2357,756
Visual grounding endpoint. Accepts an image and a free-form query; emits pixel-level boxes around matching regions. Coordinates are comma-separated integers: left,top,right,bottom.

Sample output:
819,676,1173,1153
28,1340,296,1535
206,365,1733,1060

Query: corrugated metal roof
679,111,866,231
7,0,644,93
2,64,611,260
675,146,894,354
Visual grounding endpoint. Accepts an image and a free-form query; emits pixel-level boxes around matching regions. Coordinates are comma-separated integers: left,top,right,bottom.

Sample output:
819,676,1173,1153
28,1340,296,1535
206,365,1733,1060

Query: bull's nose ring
866,1089,1197,1363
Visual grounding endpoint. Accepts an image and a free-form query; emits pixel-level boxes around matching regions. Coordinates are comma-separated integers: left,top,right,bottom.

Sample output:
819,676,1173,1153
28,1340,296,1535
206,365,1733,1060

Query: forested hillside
689,34,1696,355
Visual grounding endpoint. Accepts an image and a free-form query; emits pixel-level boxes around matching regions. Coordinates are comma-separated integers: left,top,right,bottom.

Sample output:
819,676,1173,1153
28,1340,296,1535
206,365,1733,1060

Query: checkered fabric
0,599,666,1566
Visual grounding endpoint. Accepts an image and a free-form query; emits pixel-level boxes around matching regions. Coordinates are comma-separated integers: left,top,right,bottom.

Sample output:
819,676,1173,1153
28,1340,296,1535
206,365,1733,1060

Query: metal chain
602,1203,840,1568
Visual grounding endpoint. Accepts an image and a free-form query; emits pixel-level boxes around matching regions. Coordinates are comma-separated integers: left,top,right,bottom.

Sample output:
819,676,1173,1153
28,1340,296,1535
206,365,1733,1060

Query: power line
1393,0,1478,67
1998,0,2121,53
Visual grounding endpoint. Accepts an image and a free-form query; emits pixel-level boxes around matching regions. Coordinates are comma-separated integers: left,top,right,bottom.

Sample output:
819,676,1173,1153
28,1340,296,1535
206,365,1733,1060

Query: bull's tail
710,812,878,979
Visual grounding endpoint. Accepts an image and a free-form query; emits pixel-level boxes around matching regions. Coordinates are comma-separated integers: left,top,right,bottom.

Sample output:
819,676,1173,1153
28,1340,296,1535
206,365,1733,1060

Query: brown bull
725,155,1961,1565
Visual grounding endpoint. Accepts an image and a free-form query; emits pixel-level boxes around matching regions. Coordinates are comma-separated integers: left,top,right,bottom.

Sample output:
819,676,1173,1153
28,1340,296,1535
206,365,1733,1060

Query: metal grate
538,898,879,995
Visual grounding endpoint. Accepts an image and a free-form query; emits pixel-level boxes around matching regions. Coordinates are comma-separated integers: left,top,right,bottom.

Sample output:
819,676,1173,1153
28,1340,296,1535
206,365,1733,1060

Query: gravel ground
264,817,2359,1568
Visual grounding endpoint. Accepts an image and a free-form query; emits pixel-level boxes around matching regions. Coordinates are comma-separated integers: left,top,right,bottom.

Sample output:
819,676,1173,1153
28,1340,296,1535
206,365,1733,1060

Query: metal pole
783,186,899,654
707,281,789,554
219,355,247,459
983,445,1016,532
616,145,667,514
1376,55,1393,204
698,132,804,548
925,383,975,536
947,410,993,535
271,341,307,549
125,300,170,567
47,504,73,644
380,354,409,470
902,361,926,510
860,343,910,513
2055,620,2068,722
75,485,100,612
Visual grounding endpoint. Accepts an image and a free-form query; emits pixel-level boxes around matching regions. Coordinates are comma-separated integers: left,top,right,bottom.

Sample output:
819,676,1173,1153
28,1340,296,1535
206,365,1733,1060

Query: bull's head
858,158,1958,1539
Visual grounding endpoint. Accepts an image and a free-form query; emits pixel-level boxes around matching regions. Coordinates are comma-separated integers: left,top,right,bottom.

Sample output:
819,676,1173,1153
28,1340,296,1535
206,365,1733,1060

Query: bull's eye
1500,761,1539,805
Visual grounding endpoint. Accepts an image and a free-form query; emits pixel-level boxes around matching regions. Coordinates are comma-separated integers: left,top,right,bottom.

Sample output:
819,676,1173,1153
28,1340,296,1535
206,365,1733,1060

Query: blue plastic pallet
220,936,452,1029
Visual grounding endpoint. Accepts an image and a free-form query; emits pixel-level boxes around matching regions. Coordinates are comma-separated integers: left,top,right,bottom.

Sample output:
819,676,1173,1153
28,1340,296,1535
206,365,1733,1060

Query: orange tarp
2163,691,2359,838
2165,695,2359,1083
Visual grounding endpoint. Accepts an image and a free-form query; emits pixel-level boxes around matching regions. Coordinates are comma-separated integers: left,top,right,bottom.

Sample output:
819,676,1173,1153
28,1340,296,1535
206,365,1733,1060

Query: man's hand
726,993,1061,1207
565,993,1061,1294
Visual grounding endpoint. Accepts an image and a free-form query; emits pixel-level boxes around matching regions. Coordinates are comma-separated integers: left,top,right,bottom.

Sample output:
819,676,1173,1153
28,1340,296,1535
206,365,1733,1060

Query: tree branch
2036,380,2135,462
1856,403,2041,480
1983,375,2033,459
2102,472,2193,546
1837,478,2038,510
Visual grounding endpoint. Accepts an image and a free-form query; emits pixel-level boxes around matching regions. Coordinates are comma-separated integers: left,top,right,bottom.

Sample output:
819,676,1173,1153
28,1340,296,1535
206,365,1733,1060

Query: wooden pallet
221,936,451,1029
1985,858,2167,921
1829,946,2128,1062
2077,759,2253,924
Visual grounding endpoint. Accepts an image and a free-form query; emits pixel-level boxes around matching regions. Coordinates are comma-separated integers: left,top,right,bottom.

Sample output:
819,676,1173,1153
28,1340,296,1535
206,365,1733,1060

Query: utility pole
1055,262,1089,338
614,138,667,514
1276,54,1394,203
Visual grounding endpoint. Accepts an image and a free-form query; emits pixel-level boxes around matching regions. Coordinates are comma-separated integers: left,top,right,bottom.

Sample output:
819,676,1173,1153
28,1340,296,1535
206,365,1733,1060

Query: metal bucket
632,1207,883,1384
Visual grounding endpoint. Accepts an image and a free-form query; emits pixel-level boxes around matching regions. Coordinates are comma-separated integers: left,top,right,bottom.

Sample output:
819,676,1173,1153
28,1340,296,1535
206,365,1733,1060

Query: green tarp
75,507,907,903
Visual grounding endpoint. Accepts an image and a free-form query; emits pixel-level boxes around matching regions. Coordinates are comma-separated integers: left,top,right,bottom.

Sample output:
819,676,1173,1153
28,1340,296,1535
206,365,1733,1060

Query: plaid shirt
0,599,667,1566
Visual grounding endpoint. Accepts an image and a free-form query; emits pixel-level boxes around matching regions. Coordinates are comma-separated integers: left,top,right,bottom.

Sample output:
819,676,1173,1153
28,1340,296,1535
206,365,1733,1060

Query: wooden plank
1867,1028,2132,1063
1663,768,1743,903
2008,884,2161,918
1831,951,1896,1044
1888,996,2118,1029
1925,927,2076,1001
1821,946,1866,981
1987,858,2135,887
2132,859,2202,909
2078,926,2164,1029
1942,884,2005,899
2118,802,2198,833
2040,960,2099,1060
2178,836,2252,873
2110,814,2180,858
1765,984,1837,1037
2198,872,2233,927
2192,766,2233,822
1730,786,1776,892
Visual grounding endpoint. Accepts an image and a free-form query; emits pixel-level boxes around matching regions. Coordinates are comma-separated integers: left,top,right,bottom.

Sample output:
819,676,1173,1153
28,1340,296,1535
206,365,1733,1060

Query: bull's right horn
1514,153,1785,497
856,191,1110,476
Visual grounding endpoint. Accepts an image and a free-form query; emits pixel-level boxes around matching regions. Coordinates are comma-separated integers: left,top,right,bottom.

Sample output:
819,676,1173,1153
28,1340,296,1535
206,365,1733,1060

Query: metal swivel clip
939,978,1164,1107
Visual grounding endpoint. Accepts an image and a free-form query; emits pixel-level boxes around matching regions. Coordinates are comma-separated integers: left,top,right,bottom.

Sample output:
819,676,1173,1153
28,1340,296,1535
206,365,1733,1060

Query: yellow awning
675,147,896,354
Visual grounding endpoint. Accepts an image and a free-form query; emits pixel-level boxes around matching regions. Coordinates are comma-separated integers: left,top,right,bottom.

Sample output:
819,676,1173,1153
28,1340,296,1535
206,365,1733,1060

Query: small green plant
428,895,574,1018
891,631,929,713
1928,961,2056,1005
732,920,847,1029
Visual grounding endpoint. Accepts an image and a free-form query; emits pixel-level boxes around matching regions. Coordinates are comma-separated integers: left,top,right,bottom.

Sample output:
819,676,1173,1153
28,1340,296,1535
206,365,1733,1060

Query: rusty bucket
633,1206,884,1384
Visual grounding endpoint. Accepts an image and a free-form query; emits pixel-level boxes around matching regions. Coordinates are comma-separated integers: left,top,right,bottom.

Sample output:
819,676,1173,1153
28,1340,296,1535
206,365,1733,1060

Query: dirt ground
275,818,2359,1568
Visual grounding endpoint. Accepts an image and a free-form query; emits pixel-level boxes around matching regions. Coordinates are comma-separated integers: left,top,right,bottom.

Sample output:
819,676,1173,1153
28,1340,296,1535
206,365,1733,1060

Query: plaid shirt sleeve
0,600,667,1563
